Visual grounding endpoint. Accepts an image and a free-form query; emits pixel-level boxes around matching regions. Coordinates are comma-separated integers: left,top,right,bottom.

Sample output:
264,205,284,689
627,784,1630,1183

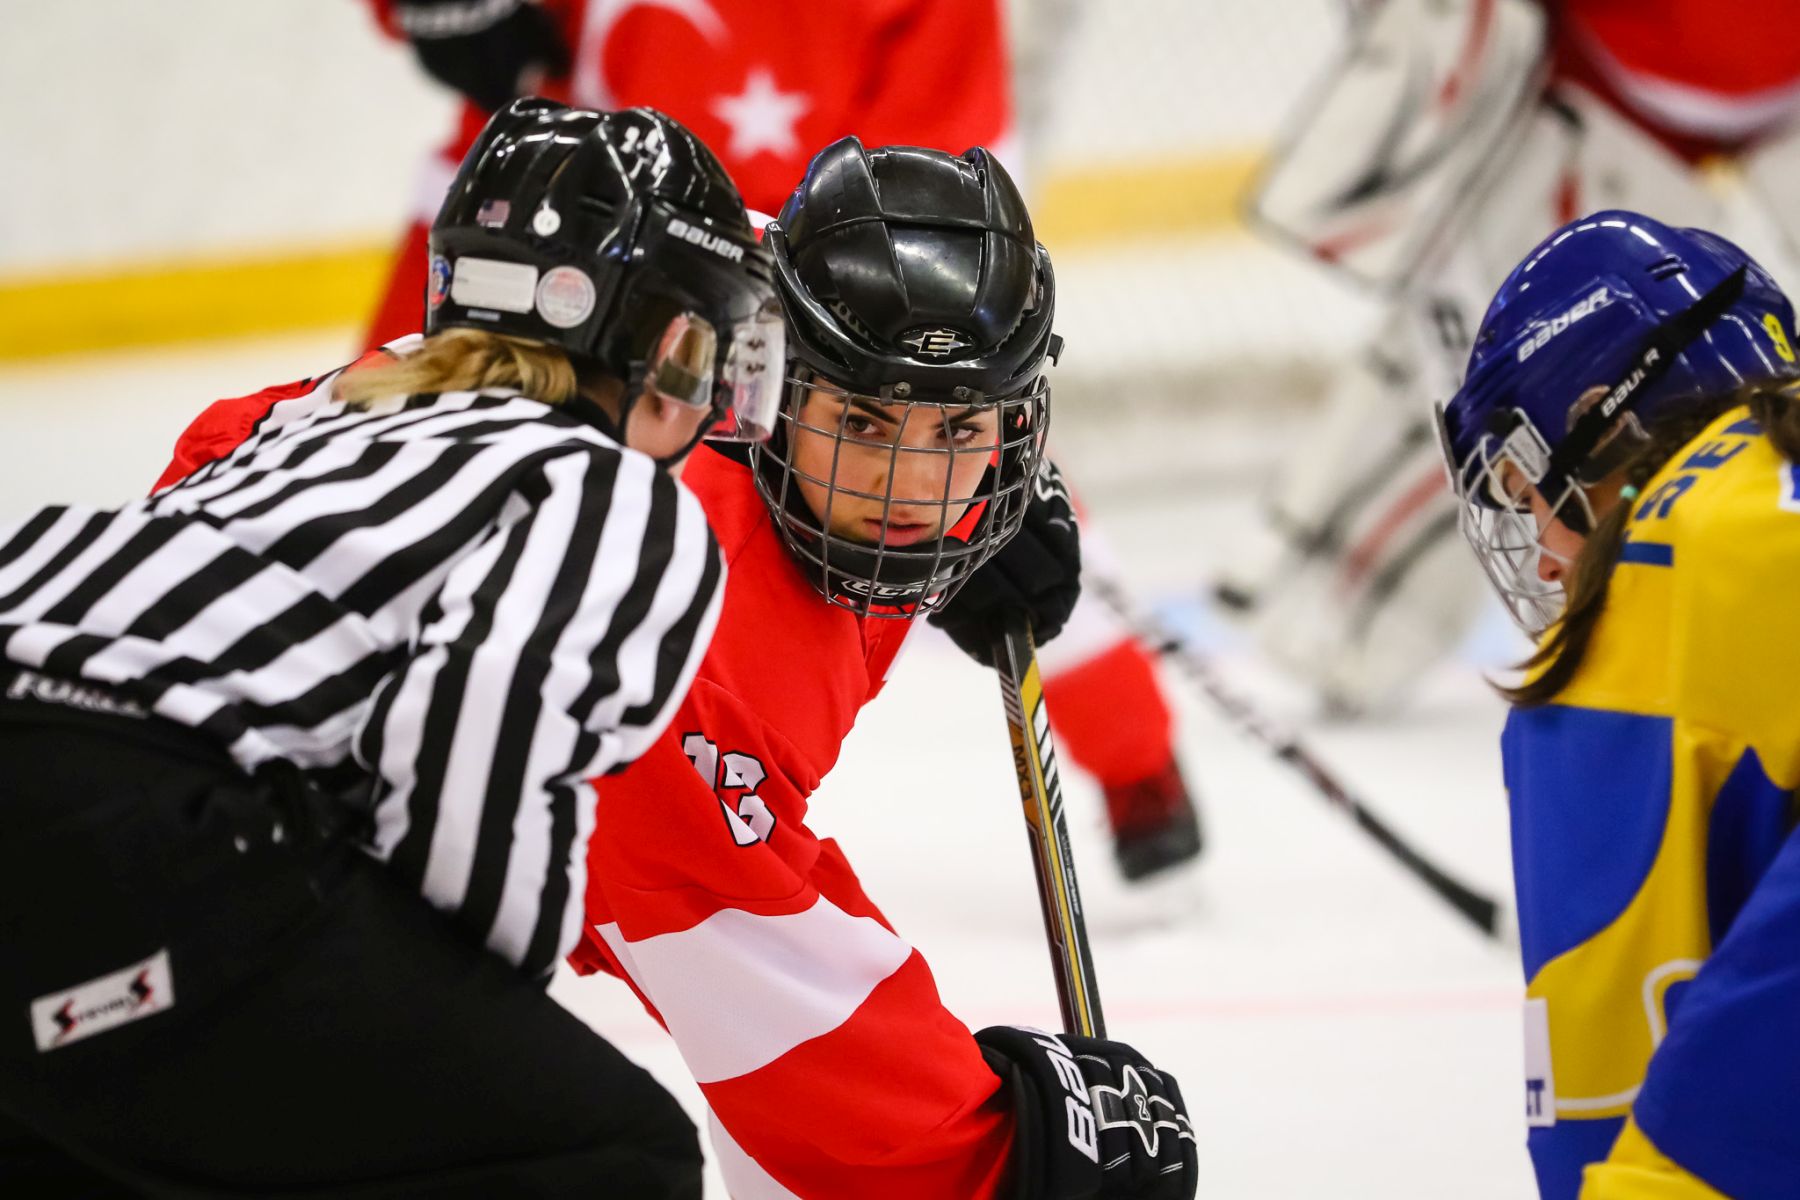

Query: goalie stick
993,618,1107,1038
1093,577,1509,942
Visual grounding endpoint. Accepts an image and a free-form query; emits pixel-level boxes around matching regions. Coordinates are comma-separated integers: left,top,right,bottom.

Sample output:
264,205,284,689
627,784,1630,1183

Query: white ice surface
0,333,1536,1198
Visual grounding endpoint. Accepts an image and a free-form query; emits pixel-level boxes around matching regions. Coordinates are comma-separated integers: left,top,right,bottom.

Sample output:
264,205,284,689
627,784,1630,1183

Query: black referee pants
0,702,700,1198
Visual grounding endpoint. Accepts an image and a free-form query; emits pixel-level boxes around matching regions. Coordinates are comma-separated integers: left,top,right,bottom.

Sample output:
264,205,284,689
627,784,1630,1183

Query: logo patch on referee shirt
30,950,175,1052
4,668,147,718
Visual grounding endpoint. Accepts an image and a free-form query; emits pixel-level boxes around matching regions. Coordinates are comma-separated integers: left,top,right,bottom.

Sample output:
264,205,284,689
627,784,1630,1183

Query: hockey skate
1106,757,1204,882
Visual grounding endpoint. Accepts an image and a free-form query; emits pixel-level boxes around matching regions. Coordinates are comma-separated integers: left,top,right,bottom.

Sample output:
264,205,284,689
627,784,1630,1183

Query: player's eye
1487,462,1533,512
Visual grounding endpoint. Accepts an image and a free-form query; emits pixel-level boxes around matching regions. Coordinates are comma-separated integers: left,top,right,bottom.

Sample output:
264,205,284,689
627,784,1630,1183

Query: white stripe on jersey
707,1111,805,1200
0,370,725,978
593,896,914,1085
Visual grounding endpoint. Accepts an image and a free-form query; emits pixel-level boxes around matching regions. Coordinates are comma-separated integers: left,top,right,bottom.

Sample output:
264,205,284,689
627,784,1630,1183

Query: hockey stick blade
1105,579,1509,941
993,617,1107,1038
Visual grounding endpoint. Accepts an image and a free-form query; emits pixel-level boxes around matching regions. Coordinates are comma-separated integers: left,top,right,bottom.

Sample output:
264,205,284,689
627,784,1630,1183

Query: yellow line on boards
1036,148,1261,247
0,149,1263,363
0,243,394,364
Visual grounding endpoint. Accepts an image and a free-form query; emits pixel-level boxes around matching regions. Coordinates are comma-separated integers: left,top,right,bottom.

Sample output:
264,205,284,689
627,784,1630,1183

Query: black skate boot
1106,757,1204,882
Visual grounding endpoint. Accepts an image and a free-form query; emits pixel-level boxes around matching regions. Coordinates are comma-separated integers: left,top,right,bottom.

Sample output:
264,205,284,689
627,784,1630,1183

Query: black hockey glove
393,0,570,113
930,459,1080,667
977,1025,1196,1200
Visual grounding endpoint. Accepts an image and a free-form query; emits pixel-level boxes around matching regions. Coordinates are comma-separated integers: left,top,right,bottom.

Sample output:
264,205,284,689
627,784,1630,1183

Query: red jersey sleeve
571,673,1017,1199
152,349,401,493
151,381,306,493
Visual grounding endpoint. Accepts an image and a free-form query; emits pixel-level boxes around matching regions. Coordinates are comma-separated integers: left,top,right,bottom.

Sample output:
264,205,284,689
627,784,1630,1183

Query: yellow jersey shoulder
1618,406,1800,783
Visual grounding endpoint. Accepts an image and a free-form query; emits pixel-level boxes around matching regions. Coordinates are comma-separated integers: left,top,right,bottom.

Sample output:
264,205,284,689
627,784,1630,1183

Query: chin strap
1541,265,1749,533
654,417,717,469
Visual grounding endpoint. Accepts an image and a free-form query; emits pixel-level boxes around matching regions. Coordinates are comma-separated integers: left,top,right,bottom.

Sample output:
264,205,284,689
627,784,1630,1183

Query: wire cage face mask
1435,403,1594,635
751,372,1051,617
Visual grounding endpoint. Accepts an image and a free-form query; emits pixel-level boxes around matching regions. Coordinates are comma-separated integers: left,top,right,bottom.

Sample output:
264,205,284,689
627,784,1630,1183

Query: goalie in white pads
1221,0,1800,712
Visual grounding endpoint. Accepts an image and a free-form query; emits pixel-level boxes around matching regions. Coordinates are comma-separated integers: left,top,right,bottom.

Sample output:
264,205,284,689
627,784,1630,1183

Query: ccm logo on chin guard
667,218,745,263
1031,1028,1100,1163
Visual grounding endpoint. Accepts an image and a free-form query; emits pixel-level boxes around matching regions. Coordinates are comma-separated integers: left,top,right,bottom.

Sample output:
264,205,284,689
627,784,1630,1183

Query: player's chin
835,515,943,548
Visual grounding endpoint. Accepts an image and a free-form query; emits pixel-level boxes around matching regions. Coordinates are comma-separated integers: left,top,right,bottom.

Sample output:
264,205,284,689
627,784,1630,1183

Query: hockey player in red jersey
370,0,1206,880
568,137,1197,1199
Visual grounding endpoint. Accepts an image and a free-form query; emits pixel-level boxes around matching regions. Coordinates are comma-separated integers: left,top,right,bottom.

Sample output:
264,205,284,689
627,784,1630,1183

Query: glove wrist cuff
977,1026,1103,1200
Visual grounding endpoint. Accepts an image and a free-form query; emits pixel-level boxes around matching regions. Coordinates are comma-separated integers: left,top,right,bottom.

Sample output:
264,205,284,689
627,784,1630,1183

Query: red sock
1042,639,1175,792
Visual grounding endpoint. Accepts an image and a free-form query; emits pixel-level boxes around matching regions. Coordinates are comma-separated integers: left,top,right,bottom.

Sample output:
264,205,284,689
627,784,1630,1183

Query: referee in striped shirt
0,101,782,1196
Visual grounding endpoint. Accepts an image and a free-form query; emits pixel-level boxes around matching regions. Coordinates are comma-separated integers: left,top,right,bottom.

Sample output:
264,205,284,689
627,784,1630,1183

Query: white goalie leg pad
1237,416,1480,714
1731,123,1800,291
1252,0,1548,290
1227,87,1724,712
1212,312,1428,615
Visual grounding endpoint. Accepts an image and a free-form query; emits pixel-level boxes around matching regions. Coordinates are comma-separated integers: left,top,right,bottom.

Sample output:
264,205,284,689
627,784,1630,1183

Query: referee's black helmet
428,99,784,441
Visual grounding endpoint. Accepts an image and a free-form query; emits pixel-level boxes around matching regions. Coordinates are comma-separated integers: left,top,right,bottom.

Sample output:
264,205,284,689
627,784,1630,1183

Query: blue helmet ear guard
1435,210,1800,633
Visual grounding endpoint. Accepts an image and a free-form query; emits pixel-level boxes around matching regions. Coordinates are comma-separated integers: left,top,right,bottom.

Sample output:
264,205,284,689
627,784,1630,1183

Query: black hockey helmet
753,137,1058,616
428,98,784,443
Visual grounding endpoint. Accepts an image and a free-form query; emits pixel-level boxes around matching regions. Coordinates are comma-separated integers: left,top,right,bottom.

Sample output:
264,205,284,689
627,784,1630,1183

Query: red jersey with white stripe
567,443,1017,1198
159,397,1019,1196
1552,0,1800,159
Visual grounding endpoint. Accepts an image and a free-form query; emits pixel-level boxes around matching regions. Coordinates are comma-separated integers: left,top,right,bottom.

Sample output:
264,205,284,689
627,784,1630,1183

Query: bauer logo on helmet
667,217,746,263
1517,287,1613,363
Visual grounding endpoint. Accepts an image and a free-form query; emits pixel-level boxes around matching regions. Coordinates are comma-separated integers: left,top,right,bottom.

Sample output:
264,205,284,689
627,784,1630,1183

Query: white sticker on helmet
536,266,597,329
450,258,539,314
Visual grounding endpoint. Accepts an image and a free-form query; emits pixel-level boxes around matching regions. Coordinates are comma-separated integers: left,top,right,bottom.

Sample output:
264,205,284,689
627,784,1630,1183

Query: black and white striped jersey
0,367,725,978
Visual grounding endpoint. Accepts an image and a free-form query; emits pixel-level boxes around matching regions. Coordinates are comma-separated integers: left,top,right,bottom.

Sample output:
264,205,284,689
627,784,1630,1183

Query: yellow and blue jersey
1504,405,1800,1200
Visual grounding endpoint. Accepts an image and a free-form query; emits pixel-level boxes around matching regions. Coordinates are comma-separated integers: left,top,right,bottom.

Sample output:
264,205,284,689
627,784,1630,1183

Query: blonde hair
334,329,584,409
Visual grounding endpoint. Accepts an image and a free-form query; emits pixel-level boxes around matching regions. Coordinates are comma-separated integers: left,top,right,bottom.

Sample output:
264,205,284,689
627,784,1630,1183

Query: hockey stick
993,617,1107,1038
1092,578,1508,941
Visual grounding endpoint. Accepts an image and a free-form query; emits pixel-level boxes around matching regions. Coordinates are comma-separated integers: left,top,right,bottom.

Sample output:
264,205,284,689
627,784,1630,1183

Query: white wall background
0,2,453,275
0,0,1341,276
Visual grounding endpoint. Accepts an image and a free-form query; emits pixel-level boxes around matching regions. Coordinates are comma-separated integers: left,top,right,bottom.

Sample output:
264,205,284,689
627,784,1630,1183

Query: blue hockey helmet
1434,210,1798,632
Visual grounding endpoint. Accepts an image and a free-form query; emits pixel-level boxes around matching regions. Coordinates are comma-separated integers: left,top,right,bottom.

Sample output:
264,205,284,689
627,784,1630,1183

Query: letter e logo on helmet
900,327,973,358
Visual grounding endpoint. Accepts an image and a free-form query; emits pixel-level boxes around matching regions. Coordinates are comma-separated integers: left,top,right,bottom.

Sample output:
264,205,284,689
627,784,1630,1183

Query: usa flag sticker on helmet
537,266,597,329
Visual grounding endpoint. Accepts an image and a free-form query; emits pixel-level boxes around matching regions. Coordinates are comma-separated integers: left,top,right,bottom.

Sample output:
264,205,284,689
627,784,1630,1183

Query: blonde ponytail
334,330,583,409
